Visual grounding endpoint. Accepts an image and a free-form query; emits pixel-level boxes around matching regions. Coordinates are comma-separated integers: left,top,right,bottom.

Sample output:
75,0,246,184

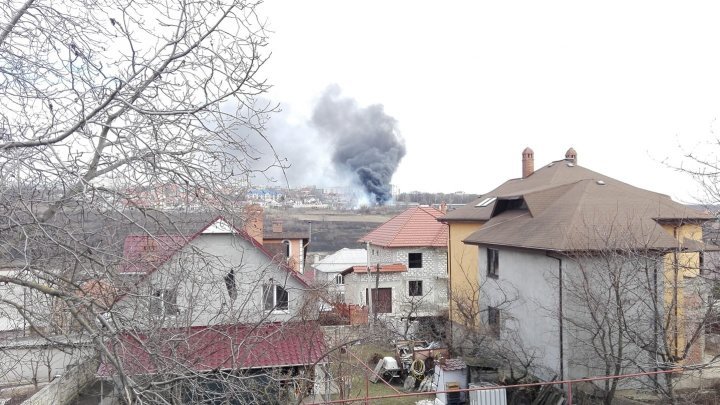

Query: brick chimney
439,201,448,214
272,220,283,233
565,147,577,165
243,204,264,244
522,147,534,178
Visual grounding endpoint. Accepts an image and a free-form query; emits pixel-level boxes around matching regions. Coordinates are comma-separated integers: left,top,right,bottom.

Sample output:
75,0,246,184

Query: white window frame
263,283,289,313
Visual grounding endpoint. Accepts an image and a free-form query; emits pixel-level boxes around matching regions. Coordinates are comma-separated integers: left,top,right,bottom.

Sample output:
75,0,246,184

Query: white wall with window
118,222,312,328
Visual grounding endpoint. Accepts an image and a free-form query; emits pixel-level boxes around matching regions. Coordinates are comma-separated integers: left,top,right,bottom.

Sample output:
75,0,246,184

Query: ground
306,342,435,405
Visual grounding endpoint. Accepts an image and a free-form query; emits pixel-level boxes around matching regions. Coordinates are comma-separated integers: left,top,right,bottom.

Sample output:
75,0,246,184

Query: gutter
546,251,564,380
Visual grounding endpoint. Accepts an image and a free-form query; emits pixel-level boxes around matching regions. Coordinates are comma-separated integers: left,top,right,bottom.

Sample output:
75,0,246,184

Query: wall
21,354,99,405
660,222,705,364
479,246,562,381
446,221,483,325
0,337,95,386
348,245,448,317
117,232,313,330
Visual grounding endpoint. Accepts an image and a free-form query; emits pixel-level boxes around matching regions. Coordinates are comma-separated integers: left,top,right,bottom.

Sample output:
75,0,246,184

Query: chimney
565,147,577,165
272,220,283,233
439,201,448,214
243,204,264,244
522,147,534,178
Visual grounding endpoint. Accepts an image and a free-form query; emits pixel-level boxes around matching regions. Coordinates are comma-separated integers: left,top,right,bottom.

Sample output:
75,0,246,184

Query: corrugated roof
459,160,712,251
359,207,448,247
97,322,326,377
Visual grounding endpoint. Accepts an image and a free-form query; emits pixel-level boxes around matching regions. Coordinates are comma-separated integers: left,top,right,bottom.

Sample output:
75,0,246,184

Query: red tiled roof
359,207,448,247
97,322,326,377
341,263,407,276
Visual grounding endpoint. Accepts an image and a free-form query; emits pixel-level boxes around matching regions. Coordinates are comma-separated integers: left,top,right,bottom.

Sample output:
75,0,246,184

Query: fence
306,367,697,405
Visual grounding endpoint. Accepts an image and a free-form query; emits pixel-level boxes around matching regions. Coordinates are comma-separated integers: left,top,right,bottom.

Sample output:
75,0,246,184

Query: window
224,269,237,301
282,240,291,259
263,284,289,311
408,253,422,268
150,289,179,317
487,248,499,278
488,306,500,337
409,280,423,296
335,273,344,285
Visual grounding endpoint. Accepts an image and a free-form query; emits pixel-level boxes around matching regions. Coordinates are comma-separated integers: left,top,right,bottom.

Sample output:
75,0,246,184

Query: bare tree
0,0,347,403
552,216,715,404
450,265,539,385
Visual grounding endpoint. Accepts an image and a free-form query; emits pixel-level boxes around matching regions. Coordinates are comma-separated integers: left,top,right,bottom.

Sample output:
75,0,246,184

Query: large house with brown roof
342,207,449,330
442,148,713,385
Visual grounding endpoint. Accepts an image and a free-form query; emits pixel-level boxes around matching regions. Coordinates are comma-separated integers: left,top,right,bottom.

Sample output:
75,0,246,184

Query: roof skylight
475,197,497,207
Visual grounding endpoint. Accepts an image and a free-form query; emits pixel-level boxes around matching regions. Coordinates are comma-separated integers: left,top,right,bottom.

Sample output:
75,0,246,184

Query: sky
257,1,720,204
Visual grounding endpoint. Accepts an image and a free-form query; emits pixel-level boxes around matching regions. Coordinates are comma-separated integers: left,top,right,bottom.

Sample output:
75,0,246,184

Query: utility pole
366,241,373,328
374,262,381,323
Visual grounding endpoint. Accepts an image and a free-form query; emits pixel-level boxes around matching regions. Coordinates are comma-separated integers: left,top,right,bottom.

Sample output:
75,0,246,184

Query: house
342,207,449,325
311,247,367,302
98,216,325,401
448,147,712,383
263,218,311,274
115,216,315,327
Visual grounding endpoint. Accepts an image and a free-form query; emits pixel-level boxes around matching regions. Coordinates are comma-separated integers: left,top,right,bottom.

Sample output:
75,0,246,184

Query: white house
311,248,367,302
343,207,449,323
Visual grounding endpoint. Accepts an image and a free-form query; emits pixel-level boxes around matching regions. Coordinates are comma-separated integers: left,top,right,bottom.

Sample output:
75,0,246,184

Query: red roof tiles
97,322,326,377
359,207,448,247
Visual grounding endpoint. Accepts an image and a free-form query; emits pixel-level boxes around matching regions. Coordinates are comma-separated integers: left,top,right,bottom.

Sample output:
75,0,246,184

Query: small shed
434,358,467,405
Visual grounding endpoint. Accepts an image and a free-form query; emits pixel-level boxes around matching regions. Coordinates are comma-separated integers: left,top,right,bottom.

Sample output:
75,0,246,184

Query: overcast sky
259,1,720,203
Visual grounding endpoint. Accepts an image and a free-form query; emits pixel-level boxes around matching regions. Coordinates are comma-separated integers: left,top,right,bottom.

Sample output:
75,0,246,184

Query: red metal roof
97,322,326,377
359,207,448,247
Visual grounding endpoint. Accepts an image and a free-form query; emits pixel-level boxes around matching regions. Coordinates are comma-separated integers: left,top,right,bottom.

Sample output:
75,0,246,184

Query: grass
324,342,435,405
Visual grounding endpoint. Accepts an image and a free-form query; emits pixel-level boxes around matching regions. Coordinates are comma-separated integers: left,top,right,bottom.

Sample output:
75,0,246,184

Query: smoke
311,85,406,204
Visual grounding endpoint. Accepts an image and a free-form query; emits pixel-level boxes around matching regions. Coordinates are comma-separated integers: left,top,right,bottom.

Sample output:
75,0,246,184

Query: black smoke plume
312,86,406,205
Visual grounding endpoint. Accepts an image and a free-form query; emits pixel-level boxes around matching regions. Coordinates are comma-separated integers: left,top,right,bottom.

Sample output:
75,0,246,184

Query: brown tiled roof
359,207,448,247
459,160,712,251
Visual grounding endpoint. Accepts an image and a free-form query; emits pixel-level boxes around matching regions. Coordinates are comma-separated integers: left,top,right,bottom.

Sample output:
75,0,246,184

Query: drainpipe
546,251,564,380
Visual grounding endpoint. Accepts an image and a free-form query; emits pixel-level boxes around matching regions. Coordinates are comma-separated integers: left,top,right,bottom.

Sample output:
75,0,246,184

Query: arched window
282,240,291,259
335,273,344,285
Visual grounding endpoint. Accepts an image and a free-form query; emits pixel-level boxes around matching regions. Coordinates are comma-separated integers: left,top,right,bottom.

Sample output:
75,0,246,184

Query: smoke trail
311,85,406,204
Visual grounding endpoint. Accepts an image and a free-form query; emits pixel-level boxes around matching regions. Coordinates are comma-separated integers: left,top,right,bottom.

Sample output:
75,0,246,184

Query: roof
97,322,326,377
118,217,309,287
359,207,448,247
313,248,367,273
456,159,712,252
438,358,467,371
341,263,407,276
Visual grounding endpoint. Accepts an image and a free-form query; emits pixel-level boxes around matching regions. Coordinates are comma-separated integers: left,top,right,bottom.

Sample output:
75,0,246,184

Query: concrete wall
478,246,562,381
345,245,448,317
0,338,95,386
21,354,99,405
117,232,313,329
